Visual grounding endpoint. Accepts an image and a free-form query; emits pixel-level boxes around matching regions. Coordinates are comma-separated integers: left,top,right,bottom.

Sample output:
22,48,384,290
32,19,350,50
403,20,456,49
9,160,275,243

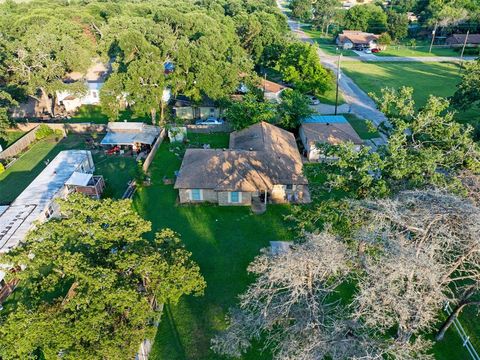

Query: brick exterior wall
178,189,252,205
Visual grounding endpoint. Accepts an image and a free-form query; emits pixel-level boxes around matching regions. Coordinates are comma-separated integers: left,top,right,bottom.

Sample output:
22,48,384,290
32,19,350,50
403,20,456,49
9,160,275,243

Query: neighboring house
407,12,419,22
174,122,310,206
0,150,103,254
261,79,289,103
299,115,363,162
446,34,480,47
336,30,379,49
172,96,222,121
100,122,162,153
56,60,110,113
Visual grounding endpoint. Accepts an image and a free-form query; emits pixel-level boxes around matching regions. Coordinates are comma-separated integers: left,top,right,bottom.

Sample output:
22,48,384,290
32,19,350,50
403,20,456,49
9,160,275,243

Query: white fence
444,303,480,360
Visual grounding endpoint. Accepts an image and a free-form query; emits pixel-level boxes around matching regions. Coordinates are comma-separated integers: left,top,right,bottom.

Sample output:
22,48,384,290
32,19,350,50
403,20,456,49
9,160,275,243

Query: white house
56,60,110,113
336,30,380,50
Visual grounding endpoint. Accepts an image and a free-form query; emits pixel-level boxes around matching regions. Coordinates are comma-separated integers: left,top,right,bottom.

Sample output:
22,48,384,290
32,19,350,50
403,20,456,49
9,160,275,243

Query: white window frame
228,191,242,203
190,189,203,201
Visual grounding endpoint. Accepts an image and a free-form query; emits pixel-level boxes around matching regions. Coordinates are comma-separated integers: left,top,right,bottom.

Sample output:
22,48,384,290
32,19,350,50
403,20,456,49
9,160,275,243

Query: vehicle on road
372,48,380,53
307,95,320,105
364,49,372,54
195,117,225,126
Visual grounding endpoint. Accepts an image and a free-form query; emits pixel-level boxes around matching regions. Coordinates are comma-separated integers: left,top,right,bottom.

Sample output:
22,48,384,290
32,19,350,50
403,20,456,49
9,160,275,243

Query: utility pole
460,30,470,58
429,22,438,53
334,53,342,115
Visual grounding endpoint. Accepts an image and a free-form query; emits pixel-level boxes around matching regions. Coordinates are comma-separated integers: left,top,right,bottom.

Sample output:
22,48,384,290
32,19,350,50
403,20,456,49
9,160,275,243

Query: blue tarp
303,115,348,124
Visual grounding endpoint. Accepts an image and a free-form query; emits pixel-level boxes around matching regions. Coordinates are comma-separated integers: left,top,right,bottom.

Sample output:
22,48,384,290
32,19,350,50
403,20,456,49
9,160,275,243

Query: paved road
278,1,388,128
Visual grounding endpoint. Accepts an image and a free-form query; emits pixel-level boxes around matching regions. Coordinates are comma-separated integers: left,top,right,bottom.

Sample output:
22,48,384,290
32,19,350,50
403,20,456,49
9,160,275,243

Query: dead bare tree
353,190,480,343
211,232,432,360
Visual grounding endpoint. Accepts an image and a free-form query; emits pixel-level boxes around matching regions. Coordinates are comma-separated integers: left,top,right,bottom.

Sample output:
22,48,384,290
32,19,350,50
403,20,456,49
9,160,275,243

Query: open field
340,61,480,127
375,44,461,58
0,134,137,204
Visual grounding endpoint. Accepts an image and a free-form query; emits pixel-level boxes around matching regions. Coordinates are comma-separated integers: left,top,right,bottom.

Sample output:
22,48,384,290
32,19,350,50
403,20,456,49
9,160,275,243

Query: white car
307,95,320,105
195,117,224,125
364,49,372,54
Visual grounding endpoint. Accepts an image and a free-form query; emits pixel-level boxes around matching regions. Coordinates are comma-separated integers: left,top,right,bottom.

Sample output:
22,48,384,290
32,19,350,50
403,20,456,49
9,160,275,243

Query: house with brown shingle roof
260,79,289,103
174,122,309,206
336,30,379,50
299,115,363,162
446,34,480,47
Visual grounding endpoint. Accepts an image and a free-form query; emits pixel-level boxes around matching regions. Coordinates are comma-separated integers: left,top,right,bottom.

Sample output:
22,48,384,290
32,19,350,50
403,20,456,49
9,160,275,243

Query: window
190,189,202,201
286,184,293,190
229,191,241,203
92,91,98,98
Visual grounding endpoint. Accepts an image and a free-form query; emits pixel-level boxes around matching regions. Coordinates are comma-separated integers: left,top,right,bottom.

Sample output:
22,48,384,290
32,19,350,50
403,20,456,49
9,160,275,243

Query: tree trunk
436,285,479,341
160,102,165,126
436,303,466,341
150,108,156,125
39,88,53,117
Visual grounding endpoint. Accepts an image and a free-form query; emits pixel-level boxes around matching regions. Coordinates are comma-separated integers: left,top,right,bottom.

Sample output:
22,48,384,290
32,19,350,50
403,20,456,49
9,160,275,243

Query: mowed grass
0,130,26,150
133,134,296,360
68,105,151,124
344,114,379,140
375,44,460,58
340,61,480,126
0,134,137,204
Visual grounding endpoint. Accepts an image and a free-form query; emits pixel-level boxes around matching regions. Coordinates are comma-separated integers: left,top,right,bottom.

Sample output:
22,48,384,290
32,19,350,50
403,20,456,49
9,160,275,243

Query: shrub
35,124,55,140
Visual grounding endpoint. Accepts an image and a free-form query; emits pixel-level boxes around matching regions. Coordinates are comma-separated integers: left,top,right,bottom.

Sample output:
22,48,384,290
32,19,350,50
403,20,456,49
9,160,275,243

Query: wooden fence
0,127,40,160
1,123,107,161
142,128,166,172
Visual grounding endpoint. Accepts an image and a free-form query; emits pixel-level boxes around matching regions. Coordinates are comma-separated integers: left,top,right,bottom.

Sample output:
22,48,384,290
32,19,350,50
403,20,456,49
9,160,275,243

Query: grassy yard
340,61,480,127
133,134,295,359
301,26,358,57
0,130,26,150
68,105,151,124
344,113,379,140
0,134,137,204
131,132,473,360
375,44,461,58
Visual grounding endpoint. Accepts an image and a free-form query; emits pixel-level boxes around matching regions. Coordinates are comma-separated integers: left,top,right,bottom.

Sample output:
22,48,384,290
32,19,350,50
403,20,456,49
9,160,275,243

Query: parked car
372,48,380,53
364,49,372,54
195,117,224,126
307,95,320,105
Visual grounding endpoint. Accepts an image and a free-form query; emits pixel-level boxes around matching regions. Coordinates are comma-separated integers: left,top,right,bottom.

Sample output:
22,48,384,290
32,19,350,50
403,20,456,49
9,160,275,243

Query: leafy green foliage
0,194,205,360
343,4,387,33
322,87,480,198
386,10,409,40
277,89,313,131
0,91,17,139
452,60,480,110
226,93,276,130
34,124,60,140
289,0,312,21
277,42,332,97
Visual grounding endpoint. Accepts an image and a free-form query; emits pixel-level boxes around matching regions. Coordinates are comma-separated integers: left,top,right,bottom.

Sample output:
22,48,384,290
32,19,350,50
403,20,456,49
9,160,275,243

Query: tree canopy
0,194,205,360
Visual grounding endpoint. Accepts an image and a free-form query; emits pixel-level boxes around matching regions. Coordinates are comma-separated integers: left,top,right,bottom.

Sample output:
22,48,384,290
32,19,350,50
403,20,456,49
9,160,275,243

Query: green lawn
375,44,461,58
0,134,137,204
344,113,379,140
301,26,359,57
0,130,26,150
340,61,480,127
68,105,151,124
133,134,295,359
